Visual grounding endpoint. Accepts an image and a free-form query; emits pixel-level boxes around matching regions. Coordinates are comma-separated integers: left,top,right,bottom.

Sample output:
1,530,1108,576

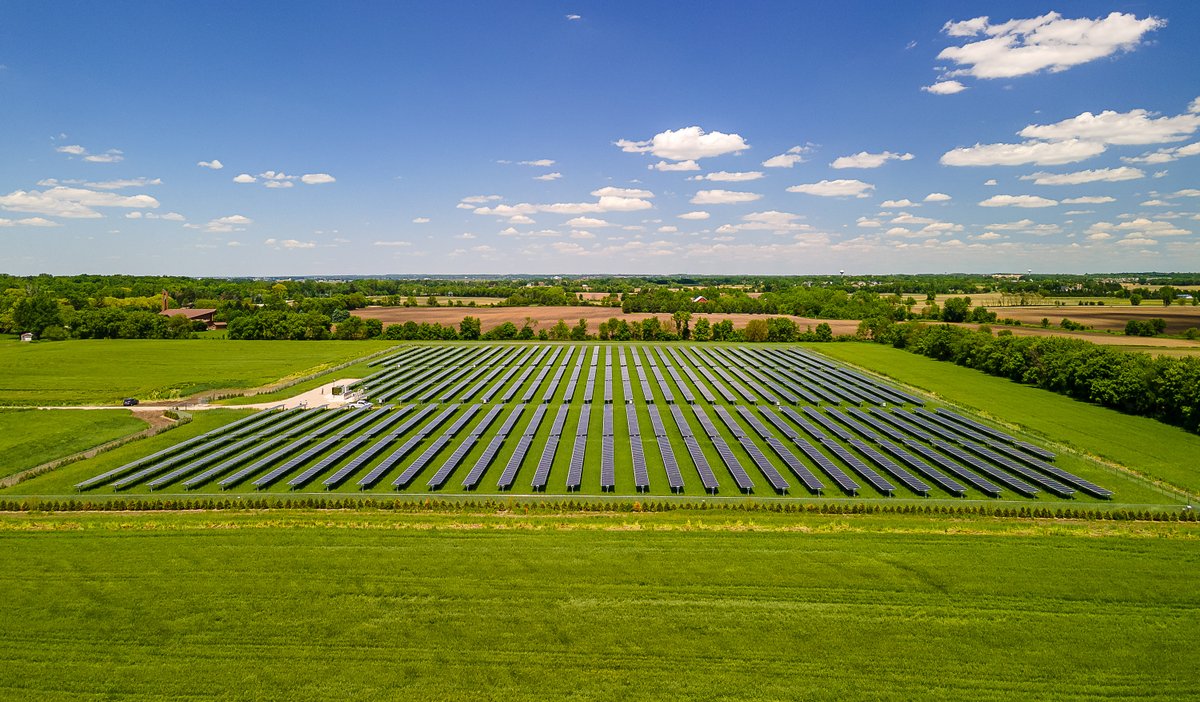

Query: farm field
0,509,1195,701
989,304,1200,333
0,339,398,406
41,342,1175,507
353,305,862,336
0,409,149,480
811,343,1200,497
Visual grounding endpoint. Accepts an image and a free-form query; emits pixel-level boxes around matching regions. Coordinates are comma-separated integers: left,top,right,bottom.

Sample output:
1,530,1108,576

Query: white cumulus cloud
690,189,762,205
198,159,224,170
616,126,749,161
762,145,812,168
786,179,874,198
1020,167,1144,185
830,151,914,169
979,194,1059,208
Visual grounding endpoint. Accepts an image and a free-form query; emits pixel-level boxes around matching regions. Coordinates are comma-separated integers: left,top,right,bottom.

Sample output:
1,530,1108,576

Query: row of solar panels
77,396,1108,500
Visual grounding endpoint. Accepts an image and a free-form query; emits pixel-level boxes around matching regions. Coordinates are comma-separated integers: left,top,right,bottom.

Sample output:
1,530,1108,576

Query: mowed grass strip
0,510,1195,702
0,409,149,479
809,342,1200,496
0,339,399,406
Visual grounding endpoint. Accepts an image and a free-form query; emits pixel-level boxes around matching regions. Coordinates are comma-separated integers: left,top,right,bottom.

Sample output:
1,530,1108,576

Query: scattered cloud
936,12,1164,80
205,215,253,232
881,199,918,208
616,126,749,162
650,160,701,172
924,192,952,202
519,159,555,167
233,173,257,184
55,144,125,163
922,80,967,95
715,210,811,234
1018,109,1200,146
690,189,762,205
0,186,159,218
762,145,813,168
941,139,1105,166
0,216,62,228
265,238,315,249
689,171,764,182
1140,199,1170,207
1123,142,1200,164
786,179,874,198
412,217,430,224
830,151,913,169
373,240,412,247
657,225,678,233
1020,166,1144,185
534,172,563,181
197,159,224,170
565,14,581,21
301,173,336,185
565,216,615,228
979,194,1058,208
984,179,998,186
1061,196,1116,204
677,211,710,220
125,211,185,221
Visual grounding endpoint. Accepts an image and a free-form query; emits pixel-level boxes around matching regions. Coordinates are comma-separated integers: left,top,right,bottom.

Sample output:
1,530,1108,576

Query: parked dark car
122,398,139,406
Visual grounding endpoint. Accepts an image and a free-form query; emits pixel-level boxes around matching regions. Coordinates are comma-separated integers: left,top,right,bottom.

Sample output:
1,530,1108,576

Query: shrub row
0,497,1193,521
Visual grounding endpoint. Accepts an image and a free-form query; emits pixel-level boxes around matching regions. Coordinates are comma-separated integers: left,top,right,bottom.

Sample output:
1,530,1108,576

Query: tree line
865,320,1200,433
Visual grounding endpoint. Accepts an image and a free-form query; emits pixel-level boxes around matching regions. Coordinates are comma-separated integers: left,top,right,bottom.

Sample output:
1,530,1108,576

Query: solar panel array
78,341,1110,502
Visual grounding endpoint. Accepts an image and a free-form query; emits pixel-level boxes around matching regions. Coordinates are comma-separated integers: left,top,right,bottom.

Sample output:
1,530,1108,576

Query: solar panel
630,433,649,492
496,403,548,489
930,439,1038,497
566,434,587,491
157,408,334,490
899,440,1000,497
656,435,685,492
600,433,615,491
712,440,755,492
873,439,967,497
802,407,855,442
819,439,895,495
737,437,789,493
847,439,930,496
522,346,563,403
764,437,824,493
562,350,586,402
425,405,504,489
356,404,459,488
88,407,286,490
668,404,694,438
647,405,669,437
531,435,562,491
959,441,1077,498
779,406,828,441
791,438,860,495
682,437,720,492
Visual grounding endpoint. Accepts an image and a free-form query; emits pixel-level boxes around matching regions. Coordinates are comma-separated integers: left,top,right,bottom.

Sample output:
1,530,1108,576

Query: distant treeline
866,320,1200,433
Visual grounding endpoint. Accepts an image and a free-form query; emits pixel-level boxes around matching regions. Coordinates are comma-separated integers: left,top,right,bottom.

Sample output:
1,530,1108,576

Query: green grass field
810,343,1200,498
0,339,399,406
0,410,149,479
0,509,1195,701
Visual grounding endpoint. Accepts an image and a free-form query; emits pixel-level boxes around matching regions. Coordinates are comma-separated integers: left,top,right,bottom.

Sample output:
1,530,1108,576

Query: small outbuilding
159,308,222,329
19,332,33,342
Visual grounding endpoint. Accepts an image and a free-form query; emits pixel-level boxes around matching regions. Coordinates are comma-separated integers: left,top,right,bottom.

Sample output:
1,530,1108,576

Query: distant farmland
354,305,862,335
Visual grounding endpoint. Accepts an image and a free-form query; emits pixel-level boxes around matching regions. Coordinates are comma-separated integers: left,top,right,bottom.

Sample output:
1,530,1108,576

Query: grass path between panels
808,342,1200,497
0,509,1196,702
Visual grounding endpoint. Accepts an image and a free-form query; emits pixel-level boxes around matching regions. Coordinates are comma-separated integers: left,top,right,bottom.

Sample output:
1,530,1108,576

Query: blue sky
2,1,1199,276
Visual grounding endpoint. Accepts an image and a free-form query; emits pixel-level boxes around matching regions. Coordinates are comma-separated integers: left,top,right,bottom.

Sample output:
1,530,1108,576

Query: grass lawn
809,342,1200,497
1,409,255,495
0,410,149,479
0,509,1195,701
0,339,399,406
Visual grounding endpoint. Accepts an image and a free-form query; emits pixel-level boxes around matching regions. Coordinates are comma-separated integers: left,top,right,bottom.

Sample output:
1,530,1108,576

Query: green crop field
12,342,1183,508
810,343,1200,497
0,409,149,479
0,339,399,406
0,508,1195,701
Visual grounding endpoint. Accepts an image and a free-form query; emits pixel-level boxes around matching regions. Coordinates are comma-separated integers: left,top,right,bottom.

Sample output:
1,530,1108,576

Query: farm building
159,308,222,329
